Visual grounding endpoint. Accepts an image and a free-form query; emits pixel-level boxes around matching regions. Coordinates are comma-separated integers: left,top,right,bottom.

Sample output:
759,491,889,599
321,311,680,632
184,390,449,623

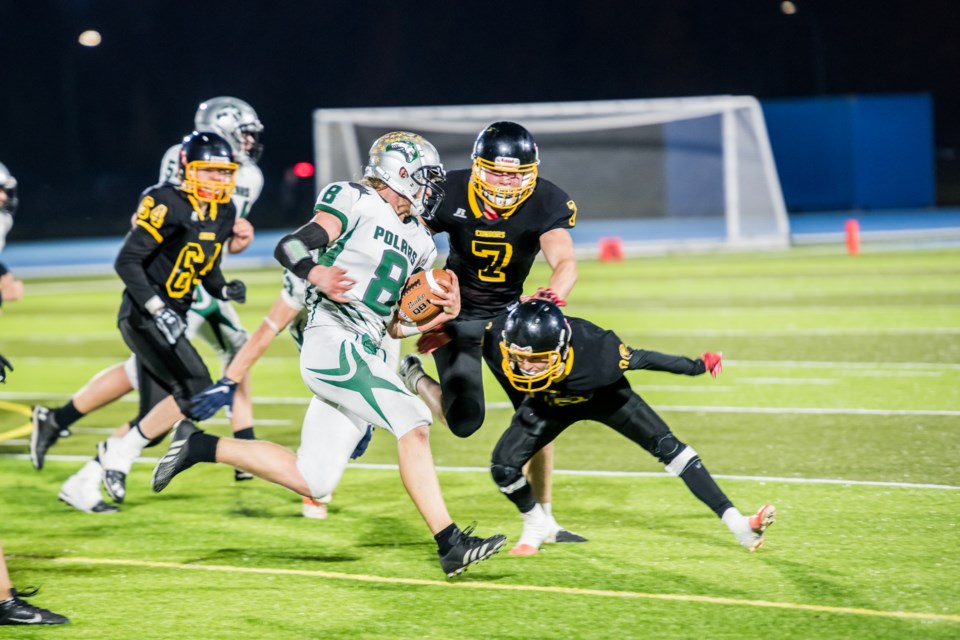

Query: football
398,269,451,323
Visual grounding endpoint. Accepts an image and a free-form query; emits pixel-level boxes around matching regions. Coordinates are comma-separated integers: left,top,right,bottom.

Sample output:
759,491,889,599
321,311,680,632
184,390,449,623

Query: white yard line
0,453,956,491
1,391,957,415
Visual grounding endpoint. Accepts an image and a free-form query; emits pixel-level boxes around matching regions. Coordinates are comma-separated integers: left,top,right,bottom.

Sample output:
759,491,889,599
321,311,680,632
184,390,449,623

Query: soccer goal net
312,97,789,253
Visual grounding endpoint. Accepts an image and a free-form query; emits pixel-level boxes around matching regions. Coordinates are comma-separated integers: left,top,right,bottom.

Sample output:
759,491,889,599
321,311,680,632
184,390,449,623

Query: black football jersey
424,169,577,320
115,184,236,319
527,317,631,405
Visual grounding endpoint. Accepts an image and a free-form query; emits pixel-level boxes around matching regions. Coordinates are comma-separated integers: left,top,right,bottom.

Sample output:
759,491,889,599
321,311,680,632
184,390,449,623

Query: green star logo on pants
306,341,404,427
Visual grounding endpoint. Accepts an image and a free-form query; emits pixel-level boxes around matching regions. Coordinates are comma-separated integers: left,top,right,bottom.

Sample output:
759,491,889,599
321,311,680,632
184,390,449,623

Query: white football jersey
159,144,264,219
305,181,437,342
280,268,310,349
0,211,12,254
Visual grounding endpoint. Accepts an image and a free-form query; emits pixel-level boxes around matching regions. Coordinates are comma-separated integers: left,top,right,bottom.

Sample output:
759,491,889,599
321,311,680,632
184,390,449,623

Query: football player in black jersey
489,300,776,554
399,122,583,551
54,132,247,511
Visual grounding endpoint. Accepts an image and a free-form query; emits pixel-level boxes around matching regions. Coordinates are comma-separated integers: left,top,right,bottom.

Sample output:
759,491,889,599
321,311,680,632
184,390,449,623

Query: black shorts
491,379,673,470
431,314,525,438
118,310,212,413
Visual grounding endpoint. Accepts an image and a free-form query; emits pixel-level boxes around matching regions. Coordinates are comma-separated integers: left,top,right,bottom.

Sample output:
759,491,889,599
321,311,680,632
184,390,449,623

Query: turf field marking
1,453,956,490
2,391,958,416
45,556,960,623
0,400,33,442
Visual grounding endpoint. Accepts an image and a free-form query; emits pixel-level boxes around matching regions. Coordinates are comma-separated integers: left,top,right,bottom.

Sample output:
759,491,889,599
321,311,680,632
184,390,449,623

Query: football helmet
0,162,18,216
194,97,264,162
470,121,539,211
178,131,238,204
499,300,571,392
364,131,445,217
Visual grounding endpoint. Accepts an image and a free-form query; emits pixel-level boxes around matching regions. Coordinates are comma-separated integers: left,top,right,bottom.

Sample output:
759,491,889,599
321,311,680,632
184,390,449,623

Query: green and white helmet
364,131,445,217
194,97,264,163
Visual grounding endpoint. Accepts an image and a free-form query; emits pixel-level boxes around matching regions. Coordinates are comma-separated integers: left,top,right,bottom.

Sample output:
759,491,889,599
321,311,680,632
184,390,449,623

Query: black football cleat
0,588,69,626
152,421,201,493
29,406,61,471
438,524,507,578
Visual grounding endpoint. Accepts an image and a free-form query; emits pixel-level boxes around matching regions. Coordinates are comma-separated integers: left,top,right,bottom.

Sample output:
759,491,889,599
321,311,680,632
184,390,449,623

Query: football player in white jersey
0,162,24,307
148,132,507,577
32,99,264,509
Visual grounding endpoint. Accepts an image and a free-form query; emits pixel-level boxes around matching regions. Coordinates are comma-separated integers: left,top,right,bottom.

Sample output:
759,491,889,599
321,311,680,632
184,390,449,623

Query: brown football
398,269,452,323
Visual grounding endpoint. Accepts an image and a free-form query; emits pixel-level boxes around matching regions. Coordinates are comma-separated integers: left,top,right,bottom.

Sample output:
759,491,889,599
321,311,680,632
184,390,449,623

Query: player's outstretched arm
628,348,723,378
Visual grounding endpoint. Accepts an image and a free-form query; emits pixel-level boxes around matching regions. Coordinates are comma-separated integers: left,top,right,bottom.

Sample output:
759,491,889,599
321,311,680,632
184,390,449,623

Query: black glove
153,307,186,345
0,353,12,383
222,280,246,303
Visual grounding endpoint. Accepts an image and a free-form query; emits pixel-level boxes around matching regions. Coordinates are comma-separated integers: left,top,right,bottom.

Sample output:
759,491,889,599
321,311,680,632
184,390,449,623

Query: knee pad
655,434,699,476
490,463,527,494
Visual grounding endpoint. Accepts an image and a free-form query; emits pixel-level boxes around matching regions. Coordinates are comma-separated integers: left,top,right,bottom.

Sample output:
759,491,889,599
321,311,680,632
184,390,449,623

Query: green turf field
0,246,958,638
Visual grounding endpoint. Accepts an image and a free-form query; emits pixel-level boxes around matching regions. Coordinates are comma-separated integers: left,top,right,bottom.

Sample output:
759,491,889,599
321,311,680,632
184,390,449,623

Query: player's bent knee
491,463,527,494
295,458,345,499
656,433,699,476
446,406,484,438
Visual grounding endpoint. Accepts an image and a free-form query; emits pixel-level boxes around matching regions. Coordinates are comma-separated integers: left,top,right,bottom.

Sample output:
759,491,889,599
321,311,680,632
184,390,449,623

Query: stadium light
78,30,102,47
293,162,315,178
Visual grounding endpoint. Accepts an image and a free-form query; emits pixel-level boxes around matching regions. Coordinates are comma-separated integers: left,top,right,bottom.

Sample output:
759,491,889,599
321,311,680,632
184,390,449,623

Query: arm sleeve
628,348,705,376
114,227,166,309
200,263,228,299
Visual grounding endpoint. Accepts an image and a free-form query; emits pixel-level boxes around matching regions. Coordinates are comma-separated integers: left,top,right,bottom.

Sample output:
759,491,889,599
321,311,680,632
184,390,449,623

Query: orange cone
845,219,860,256
599,236,624,262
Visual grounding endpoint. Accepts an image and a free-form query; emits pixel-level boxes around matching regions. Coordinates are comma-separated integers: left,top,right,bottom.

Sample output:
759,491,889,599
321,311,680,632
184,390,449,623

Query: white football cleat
302,495,331,520
510,504,552,556
59,472,119,514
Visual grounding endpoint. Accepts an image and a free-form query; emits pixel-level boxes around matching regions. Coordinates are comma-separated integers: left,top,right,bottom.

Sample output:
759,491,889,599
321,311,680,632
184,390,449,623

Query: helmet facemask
178,132,239,204
471,157,538,210
181,159,238,204
499,341,568,392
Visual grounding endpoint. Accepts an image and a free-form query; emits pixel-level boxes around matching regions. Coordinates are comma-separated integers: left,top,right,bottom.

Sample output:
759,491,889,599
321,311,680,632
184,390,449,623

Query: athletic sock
76,459,102,482
434,523,459,555
678,459,733,517
53,400,83,430
233,426,255,440
186,432,220,464
721,507,750,535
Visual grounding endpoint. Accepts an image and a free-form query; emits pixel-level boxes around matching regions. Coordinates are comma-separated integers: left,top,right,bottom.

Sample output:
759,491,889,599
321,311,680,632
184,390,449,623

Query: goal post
313,96,789,252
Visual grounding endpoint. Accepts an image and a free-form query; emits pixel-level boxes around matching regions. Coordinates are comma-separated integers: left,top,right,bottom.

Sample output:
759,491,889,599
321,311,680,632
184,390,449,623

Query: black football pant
490,380,731,515
431,315,525,438
118,310,212,415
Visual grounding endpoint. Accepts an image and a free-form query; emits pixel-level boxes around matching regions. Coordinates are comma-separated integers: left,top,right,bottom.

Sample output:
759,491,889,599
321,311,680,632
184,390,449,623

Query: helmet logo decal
384,141,419,163
494,156,521,167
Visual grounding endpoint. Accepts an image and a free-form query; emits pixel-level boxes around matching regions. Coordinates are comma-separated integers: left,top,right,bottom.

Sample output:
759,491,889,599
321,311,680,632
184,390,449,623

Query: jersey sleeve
313,181,364,237
540,181,578,234
159,145,182,184
232,162,264,219
279,269,307,311
114,189,182,310
0,211,13,253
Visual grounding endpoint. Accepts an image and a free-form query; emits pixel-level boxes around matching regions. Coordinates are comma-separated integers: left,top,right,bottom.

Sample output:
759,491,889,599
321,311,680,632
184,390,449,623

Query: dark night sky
2,0,958,240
